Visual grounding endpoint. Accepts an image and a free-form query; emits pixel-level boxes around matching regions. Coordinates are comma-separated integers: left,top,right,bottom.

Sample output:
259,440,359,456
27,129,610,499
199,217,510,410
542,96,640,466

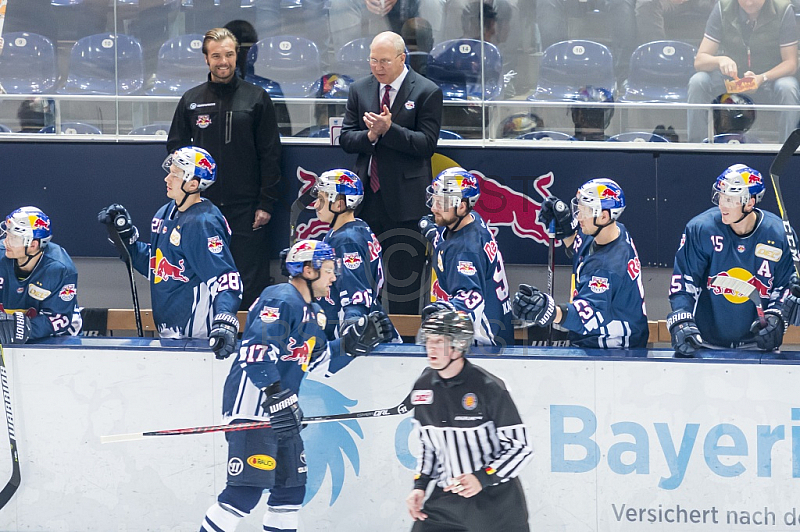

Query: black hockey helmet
417,309,474,352
713,93,755,135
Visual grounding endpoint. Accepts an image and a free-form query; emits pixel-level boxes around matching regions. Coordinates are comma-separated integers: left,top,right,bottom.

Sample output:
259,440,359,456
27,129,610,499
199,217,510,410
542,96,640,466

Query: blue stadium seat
517,131,577,141
59,34,144,95
621,41,697,102
703,133,762,144
439,129,463,140
245,36,321,97
129,122,172,135
38,122,102,134
607,132,670,142
427,39,503,100
0,32,57,94
529,40,615,102
0,125,12,133
335,38,373,81
147,34,207,95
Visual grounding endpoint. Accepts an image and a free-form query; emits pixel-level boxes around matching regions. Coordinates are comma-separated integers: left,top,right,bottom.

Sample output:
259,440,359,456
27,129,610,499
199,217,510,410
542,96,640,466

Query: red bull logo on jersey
471,170,554,244
343,252,362,270
282,336,316,370
58,284,76,301
149,249,189,284
457,261,477,276
260,306,280,323
707,268,772,304
431,279,450,302
589,276,610,293
207,235,223,254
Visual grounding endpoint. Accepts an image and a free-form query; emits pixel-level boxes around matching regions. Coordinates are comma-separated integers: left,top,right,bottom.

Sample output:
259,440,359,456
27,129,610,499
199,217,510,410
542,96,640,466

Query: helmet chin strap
588,211,613,238
176,179,201,210
302,269,321,301
17,242,42,269
733,201,754,225
448,201,471,232
438,346,464,373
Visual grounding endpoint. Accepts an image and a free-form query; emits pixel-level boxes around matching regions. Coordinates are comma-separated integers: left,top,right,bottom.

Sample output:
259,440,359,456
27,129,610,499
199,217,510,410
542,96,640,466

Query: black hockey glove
98,204,139,245
0,312,31,345
418,215,438,243
209,313,239,360
538,196,576,239
341,311,394,357
750,309,785,351
782,283,800,327
667,310,703,357
512,284,557,327
421,301,455,321
261,386,303,436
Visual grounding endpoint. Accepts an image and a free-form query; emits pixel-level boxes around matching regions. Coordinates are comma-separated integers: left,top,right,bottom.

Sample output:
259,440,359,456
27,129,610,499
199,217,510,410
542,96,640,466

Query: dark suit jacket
340,68,443,223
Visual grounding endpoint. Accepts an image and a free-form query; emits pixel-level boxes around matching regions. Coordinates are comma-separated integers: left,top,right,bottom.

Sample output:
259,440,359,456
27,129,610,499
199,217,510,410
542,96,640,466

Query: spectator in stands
16,98,54,133
401,17,434,75
536,0,637,80
167,28,283,311
635,0,715,46
686,0,800,142
224,19,258,79
330,0,421,53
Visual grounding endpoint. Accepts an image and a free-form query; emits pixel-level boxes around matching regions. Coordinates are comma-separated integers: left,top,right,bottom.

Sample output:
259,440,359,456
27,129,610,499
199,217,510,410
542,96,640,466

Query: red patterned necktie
369,85,392,193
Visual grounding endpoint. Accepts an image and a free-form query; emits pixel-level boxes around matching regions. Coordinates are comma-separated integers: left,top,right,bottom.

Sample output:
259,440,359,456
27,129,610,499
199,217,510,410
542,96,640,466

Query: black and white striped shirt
410,359,533,490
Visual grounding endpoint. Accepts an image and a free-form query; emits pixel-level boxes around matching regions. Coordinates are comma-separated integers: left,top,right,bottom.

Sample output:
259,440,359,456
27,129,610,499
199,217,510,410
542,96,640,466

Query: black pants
219,203,272,311
411,478,530,532
358,189,427,316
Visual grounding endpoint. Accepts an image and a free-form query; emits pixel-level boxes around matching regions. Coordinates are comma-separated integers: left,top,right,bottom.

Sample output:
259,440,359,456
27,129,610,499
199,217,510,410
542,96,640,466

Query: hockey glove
666,310,703,357
209,313,239,360
98,204,139,245
750,308,785,351
782,283,800,327
538,196,576,239
261,386,303,436
512,284,557,327
418,215,438,243
341,311,394,357
421,301,455,321
0,312,31,345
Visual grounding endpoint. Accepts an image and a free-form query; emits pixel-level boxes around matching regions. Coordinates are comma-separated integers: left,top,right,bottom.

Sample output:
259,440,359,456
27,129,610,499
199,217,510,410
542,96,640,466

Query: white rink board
0,347,799,530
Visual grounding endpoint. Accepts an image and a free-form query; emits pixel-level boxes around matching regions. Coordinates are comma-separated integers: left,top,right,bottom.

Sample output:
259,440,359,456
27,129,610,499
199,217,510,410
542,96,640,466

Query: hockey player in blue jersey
199,239,393,532
668,164,794,355
417,167,514,347
0,206,82,343
98,146,242,358
313,168,399,341
513,178,649,348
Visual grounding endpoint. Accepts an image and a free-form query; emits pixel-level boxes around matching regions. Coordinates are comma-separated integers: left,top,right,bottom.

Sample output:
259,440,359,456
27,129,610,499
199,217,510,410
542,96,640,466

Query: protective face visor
571,196,600,221
0,220,30,248
316,258,342,278
162,155,189,182
426,187,462,210
712,190,750,207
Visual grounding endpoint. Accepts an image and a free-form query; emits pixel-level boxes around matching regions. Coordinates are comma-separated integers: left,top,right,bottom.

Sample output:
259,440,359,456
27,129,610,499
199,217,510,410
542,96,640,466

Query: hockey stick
105,218,143,337
769,128,800,279
709,275,766,327
101,393,413,444
289,189,315,246
546,219,556,345
0,344,20,509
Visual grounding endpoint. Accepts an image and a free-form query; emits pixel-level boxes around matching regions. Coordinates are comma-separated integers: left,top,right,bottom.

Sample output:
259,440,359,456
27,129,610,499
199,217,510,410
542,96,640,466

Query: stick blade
101,432,147,444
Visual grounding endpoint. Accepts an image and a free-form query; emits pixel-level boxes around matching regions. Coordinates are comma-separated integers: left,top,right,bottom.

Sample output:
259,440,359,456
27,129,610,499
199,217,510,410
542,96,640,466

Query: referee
406,310,533,531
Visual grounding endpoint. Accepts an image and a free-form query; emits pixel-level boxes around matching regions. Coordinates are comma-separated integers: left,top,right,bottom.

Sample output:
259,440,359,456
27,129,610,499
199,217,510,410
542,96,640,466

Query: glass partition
0,0,796,146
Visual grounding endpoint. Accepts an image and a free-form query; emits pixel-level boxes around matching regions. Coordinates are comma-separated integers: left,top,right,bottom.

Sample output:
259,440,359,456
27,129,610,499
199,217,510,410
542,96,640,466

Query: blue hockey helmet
572,178,626,220
427,167,480,209
314,169,364,210
284,240,340,277
1,206,52,248
712,164,765,205
162,146,217,191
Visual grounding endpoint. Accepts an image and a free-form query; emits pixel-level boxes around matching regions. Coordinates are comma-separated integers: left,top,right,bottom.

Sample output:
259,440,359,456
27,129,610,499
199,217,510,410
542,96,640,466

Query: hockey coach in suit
340,30,443,316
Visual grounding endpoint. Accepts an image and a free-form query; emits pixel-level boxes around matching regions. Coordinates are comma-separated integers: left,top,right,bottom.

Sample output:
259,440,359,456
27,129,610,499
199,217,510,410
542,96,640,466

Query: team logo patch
343,252,363,270
317,310,327,329
196,114,211,128
170,228,181,246
411,389,433,405
260,306,280,323
737,245,745,253
457,261,477,276
207,235,223,254
16,287,23,294
27,284,51,301
755,243,783,262
462,393,478,410
228,457,244,476
404,100,415,110
247,454,276,471
59,284,77,301
588,276,610,293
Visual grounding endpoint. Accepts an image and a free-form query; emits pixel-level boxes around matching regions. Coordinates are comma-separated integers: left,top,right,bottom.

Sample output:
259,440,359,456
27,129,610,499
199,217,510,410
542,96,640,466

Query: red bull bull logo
459,174,477,189
337,173,356,187
588,276,610,293
259,306,280,323
196,156,215,172
598,185,620,201
32,217,50,230
282,337,315,368
707,268,772,303
343,252,362,270
472,170,554,244
58,284,76,301
746,172,761,185
149,249,189,283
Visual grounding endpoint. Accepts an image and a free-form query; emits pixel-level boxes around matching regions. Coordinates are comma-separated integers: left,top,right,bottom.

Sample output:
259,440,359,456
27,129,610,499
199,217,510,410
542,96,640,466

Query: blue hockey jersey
670,208,794,347
564,222,648,348
318,219,398,340
127,199,242,338
0,242,82,339
429,212,514,346
222,283,352,421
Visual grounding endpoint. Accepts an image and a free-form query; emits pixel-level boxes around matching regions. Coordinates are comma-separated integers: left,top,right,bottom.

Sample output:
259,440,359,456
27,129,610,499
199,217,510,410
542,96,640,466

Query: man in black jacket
168,27,282,310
